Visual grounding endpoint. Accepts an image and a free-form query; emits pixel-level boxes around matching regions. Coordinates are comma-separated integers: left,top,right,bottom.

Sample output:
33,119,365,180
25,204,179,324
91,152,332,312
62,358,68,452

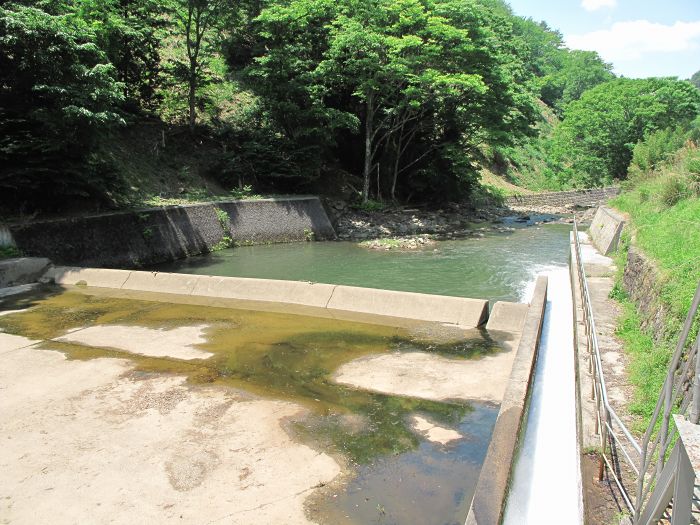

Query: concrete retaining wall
466,276,548,525
7,196,335,269
589,206,625,255
506,187,620,209
46,267,490,328
0,257,51,288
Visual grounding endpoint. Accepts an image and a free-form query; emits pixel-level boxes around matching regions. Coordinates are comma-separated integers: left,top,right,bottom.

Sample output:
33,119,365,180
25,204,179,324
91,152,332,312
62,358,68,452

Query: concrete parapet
327,286,489,327
589,206,625,255
485,302,529,333
49,267,132,289
466,276,548,525
191,275,336,309
0,257,52,288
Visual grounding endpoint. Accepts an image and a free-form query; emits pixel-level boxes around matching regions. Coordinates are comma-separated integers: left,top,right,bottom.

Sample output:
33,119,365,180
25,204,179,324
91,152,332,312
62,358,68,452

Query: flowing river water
0,223,575,525
156,223,577,523
156,224,572,302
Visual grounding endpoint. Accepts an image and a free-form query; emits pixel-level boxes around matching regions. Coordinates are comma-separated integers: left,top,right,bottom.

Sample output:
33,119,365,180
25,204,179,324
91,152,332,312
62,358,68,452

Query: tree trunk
391,133,402,202
188,70,196,132
362,94,374,203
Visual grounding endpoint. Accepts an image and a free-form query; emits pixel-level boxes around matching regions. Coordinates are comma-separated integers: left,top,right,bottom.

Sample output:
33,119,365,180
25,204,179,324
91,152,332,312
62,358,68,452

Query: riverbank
330,201,597,243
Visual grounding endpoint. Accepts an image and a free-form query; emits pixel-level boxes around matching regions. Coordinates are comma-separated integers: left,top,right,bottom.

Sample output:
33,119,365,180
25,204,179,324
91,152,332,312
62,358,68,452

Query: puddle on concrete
0,286,501,524
308,403,498,525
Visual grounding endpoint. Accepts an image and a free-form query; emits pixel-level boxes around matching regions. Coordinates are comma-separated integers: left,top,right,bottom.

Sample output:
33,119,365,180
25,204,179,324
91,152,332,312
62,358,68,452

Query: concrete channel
0,260,545,525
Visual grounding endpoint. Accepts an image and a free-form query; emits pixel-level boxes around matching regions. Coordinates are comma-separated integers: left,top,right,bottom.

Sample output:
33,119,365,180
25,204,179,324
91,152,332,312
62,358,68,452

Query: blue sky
506,0,700,79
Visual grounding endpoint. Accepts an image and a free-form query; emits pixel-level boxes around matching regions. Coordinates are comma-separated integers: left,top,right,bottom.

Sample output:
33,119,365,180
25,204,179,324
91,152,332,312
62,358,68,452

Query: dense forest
1,0,699,214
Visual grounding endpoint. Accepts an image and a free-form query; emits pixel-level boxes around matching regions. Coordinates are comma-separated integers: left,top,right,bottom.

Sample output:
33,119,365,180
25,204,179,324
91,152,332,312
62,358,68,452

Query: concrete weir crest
45,266,492,328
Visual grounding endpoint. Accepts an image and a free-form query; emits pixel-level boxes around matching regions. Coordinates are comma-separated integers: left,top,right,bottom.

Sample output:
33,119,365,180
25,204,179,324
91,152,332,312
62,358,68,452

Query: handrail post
691,338,700,424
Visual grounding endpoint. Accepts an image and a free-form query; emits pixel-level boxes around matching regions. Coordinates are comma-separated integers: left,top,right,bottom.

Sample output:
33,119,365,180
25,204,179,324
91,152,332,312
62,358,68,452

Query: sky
506,0,700,79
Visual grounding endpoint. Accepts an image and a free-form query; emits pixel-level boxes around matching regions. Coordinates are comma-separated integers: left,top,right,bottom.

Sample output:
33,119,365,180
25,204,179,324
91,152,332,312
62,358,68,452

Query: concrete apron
0,267,535,525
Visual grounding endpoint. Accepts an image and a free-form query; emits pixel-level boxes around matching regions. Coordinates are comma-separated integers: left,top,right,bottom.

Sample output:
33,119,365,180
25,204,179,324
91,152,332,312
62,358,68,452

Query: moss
0,287,499,464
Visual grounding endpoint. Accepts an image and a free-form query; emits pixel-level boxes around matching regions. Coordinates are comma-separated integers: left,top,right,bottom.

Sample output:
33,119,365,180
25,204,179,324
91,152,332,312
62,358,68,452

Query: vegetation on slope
0,0,698,215
610,124,700,420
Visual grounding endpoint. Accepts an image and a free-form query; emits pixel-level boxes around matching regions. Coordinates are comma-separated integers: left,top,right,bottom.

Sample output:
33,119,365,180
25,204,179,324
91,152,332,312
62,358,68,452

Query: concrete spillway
502,267,583,525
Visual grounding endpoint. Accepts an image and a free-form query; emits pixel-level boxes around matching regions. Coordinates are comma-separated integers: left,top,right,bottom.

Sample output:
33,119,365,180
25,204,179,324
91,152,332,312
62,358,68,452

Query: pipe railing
572,218,641,513
573,216,700,524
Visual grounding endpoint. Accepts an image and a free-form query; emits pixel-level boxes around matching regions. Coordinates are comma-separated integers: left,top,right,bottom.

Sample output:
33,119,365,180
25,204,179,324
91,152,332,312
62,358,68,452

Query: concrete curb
465,276,548,525
45,267,491,329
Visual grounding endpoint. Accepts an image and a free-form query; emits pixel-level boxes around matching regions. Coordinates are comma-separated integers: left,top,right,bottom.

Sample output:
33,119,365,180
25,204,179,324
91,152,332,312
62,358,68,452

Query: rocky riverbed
326,199,596,244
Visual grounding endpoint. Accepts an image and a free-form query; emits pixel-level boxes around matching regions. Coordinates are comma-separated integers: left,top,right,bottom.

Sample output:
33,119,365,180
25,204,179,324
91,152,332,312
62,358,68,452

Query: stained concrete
45,267,492,329
411,415,464,445
57,324,214,360
0,346,341,525
9,196,335,268
0,257,51,288
334,346,518,404
589,206,625,256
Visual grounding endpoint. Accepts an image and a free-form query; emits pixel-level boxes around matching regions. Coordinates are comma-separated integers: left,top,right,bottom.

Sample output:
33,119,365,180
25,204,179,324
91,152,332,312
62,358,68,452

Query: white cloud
581,0,617,12
566,20,700,61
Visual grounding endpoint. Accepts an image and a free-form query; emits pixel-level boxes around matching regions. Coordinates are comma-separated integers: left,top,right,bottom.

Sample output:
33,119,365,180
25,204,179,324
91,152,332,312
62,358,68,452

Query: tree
691,69,700,90
238,0,538,202
76,0,167,110
172,0,228,131
0,4,124,209
553,78,700,185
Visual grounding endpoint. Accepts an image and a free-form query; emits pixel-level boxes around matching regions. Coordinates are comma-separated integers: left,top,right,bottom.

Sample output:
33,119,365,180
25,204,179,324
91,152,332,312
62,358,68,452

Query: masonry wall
506,187,620,208
8,196,335,269
623,247,670,343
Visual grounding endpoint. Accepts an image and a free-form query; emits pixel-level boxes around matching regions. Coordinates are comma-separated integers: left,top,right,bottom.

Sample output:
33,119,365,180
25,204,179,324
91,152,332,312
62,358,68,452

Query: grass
608,144,700,423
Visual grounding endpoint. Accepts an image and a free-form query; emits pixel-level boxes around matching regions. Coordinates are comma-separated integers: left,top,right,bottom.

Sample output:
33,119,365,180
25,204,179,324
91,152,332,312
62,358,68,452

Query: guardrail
572,218,641,513
634,279,700,525
573,217,700,524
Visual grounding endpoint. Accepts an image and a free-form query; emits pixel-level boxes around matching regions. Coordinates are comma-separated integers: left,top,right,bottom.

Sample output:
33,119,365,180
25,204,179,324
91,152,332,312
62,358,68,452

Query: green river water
156,223,572,302
1,223,572,525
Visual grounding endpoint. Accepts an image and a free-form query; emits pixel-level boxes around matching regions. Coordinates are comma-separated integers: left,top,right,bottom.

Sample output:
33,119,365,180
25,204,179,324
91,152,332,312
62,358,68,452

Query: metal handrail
634,280,700,523
573,216,700,524
572,218,641,513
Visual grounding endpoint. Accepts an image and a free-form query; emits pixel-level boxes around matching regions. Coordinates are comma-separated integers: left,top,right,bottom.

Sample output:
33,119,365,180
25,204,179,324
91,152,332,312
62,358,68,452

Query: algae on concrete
0,286,501,464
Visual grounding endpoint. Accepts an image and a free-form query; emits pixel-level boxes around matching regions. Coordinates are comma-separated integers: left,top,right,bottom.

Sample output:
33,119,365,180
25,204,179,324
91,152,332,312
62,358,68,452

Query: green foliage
628,126,688,177
691,69,700,89
76,0,167,109
510,17,613,113
0,4,126,210
234,0,539,203
553,78,700,186
539,50,614,114
612,150,700,325
0,246,22,260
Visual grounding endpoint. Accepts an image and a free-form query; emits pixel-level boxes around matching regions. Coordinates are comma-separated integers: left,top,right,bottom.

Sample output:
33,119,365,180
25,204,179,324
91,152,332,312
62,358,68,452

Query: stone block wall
506,187,620,208
7,196,335,269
